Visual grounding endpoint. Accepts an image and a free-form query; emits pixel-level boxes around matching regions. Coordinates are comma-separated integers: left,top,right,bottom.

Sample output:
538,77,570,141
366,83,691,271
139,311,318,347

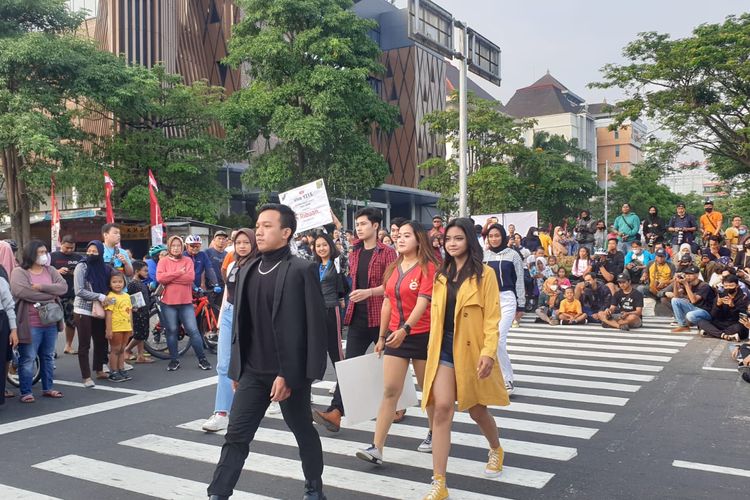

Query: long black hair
312,233,340,263
439,217,484,286
20,240,47,270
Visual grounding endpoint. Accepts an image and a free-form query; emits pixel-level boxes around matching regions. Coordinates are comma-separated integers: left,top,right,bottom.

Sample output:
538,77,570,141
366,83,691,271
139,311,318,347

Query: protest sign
279,179,333,234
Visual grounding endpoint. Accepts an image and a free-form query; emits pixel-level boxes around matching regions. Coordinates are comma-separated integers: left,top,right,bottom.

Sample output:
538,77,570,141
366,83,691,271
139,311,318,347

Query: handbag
91,300,106,319
35,301,64,325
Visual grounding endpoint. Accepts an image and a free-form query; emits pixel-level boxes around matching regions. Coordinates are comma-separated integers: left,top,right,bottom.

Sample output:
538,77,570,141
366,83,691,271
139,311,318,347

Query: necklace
258,260,282,275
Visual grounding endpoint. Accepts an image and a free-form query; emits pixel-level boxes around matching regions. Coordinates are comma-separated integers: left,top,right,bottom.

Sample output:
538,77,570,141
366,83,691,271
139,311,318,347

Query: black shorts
61,297,76,327
384,332,429,360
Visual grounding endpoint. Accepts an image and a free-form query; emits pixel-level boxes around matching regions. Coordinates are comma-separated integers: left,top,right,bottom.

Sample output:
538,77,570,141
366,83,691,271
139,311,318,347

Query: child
125,261,154,364
558,286,587,325
105,271,133,382
556,267,572,288
547,255,559,273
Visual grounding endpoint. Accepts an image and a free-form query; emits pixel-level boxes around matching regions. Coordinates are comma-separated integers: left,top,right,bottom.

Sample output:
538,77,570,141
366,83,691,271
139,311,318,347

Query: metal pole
458,24,468,218
604,160,609,228
226,163,231,216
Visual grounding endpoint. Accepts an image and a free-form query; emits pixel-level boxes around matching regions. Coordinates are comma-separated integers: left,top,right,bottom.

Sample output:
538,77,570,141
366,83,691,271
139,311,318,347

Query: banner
148,169,164,246
103,170,115,224
278,178,332,234
50,177,61,251
472,210,539,238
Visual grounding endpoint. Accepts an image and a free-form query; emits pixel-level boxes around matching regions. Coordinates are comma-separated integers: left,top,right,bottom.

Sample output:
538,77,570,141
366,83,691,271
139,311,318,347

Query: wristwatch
402,324,412,336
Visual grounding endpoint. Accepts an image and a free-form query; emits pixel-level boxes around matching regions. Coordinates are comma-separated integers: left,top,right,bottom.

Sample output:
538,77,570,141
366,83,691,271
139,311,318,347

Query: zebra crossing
13,315,693,499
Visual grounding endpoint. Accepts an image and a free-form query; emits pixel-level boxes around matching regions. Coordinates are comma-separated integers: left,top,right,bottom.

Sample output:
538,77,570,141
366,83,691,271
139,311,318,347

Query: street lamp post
457,22,469,217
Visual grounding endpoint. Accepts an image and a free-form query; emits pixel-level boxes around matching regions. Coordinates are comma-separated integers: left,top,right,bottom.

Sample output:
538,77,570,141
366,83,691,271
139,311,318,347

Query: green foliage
217,212,253,230
592,13,750,175
224,0,398,204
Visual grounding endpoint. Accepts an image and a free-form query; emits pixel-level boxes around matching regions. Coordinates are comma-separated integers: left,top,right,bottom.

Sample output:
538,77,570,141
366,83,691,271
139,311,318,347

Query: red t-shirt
384,261,436,334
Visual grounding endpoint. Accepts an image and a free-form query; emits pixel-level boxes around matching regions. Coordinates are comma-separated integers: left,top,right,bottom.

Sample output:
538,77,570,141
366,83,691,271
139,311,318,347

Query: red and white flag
103,170,115,223
50,176,61,251
148,169,164,246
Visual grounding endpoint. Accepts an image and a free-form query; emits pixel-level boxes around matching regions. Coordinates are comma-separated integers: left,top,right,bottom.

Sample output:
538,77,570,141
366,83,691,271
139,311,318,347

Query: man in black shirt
49,235,83,354
667,203,698,249
600,273,644,331
696,274,749,341
670,265,715,333
581,273,612,323
208,204,328,500
595,238,625,295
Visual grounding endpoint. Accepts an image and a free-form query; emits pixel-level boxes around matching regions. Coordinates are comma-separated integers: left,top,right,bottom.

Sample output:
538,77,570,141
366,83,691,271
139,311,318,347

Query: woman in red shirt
356,221,438,464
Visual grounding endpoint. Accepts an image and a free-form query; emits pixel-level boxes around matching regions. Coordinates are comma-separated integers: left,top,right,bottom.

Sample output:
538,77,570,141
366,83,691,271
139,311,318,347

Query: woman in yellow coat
420,218,509,500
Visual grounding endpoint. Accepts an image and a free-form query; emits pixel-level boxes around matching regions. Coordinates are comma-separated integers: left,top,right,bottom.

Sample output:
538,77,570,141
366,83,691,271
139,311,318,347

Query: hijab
0,240,16,279
84,240,111,295
486,223,508,253
167,235,185,259
232,228,258,269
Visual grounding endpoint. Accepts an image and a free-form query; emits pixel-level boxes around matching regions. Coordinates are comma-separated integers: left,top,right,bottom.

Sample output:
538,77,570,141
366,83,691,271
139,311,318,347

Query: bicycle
144,289,221,360
6,348,42,388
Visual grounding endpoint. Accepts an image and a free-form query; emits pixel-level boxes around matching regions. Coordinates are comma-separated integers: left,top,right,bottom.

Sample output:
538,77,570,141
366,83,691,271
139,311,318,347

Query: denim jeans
671,297,712,326
214,303,234,414
160,303,206,361
18,325,58,395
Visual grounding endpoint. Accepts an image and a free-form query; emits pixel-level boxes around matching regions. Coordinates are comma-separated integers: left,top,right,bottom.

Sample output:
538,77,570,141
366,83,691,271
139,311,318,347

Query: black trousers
696,319,749,340
208,371,323,497
329,324,379,414
325,306,344,367
0,311,9,405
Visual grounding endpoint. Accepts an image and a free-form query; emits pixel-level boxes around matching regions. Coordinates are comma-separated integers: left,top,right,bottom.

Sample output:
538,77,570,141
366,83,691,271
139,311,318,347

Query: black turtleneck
244,244,290,376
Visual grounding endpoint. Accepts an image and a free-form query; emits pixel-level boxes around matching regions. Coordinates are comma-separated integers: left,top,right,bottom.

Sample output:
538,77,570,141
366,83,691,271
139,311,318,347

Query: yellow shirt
539,233,552,256
700,211,723,237
725,227,740,247
559,298,582,315
105,291,132,332
649,263,674,294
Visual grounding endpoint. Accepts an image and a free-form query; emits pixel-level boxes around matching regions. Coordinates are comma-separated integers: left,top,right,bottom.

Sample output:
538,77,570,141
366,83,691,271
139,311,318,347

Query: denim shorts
439,330,455,368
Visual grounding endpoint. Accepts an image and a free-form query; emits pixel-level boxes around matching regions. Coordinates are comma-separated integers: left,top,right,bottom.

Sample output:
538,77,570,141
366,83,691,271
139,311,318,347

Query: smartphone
740,312,748,321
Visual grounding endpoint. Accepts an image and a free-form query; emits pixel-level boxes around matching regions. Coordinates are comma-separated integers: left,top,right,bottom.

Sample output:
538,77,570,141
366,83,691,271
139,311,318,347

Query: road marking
701,341,729,372
508,331,687,347
121,435,512,500
495,402,615,422
511,374,641,392
508,338,679,354
507,345,672,362
0,485,61,499
511,364,655,382
515,325,689,339
509,354,664,372
54,380,148,395
672,460,750,478
701,366,739,372
0,376,217,436
33,454,276,499
503,387,629,406
178,420,555,488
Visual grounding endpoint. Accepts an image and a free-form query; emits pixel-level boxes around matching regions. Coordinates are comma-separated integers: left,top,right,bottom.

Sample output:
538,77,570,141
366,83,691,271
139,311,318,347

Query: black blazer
229,252,328,389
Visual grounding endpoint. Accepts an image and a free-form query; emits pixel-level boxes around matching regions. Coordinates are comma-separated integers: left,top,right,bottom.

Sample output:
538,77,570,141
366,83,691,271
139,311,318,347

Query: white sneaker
417,430,433,453
511,320,520,328
505,381,515,396
355,445,383,465
202,413,229,432
266,402,281,415
123,362,134,371
328,384,336,395
102,364,111,373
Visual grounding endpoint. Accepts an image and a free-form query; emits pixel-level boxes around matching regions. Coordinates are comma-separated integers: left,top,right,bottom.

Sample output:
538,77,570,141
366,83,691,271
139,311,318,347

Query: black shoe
108,371,125,383
742,371,750,384
208,495,229,500
167,360,181,371
119,370,132,381
303,479,326,500
198,358,212,371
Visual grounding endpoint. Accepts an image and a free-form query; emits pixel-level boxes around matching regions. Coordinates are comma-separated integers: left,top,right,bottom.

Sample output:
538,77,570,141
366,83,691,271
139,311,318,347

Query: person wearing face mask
9,240,68,402
593,220,608,252
642,206,666,248
667,203,698,249
551,226,569,257
696,274,749,341
522,227,542,253
574,210,597,251
483,224,525,395
699,199,723,244
624,240,653,284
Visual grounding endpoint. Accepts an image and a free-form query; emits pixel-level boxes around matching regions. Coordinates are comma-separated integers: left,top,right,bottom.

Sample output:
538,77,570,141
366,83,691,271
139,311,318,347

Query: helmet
185,234,203,246
148,244,167,258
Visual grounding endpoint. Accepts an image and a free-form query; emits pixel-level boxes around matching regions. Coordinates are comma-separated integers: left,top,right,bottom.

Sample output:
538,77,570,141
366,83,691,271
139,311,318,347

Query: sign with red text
279,178,332,234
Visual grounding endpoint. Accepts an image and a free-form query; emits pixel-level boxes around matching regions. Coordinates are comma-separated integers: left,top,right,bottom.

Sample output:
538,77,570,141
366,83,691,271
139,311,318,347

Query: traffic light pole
457,22,468,218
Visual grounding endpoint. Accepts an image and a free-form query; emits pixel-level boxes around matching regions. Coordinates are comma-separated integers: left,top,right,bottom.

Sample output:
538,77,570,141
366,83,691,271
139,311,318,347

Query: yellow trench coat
421,265,509,412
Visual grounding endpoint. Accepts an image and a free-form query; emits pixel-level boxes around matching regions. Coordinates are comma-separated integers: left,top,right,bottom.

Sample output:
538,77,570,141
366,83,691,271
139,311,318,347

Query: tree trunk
2,145,31,250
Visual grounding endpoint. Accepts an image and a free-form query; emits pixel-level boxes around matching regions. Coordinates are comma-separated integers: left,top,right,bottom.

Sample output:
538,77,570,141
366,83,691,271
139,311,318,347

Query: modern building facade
589,102,647,182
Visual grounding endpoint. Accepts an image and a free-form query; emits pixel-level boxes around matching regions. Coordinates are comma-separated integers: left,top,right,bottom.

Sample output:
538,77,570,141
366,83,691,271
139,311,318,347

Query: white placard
334,352,419,426
278,179,333,234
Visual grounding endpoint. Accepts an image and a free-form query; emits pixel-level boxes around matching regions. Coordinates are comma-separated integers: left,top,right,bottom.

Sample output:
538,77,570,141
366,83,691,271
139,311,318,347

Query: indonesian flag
148,169,164,246
50,176,61,251
103,170,115,223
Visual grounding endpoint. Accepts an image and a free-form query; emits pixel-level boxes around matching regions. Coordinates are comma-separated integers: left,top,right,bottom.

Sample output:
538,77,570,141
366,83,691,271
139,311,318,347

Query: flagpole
103,171,115,224
149,170,164,246
50,176,61,251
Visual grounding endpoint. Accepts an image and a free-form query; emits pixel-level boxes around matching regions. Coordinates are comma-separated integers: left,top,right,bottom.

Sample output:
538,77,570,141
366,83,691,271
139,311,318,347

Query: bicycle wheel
6,350,41,388
144,306,191,360
199,303,221,350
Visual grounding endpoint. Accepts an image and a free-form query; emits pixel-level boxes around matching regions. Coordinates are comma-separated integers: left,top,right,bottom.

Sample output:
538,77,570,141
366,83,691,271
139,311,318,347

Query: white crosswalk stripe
25,315,691,499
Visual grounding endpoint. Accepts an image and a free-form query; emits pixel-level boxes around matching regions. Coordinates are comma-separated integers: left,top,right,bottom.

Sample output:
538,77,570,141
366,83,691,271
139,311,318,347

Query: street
1,316,748,500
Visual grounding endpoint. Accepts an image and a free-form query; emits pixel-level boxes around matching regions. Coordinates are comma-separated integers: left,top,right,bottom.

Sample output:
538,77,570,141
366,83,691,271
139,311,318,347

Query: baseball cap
704,199,714,205
214,230,228,238
684,265,700,274
655,249,667,257
616,273,630,282
680,253,693,262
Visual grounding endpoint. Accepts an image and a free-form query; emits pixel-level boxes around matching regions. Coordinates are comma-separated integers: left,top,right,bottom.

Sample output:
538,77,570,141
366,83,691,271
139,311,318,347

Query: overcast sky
394,0,745,106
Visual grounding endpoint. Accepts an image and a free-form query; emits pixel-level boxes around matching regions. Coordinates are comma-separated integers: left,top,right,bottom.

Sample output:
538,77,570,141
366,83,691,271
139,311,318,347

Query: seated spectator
557,286,586,325
547,255,559,274
523,227,542,253
653,241,674,261
598,273,644,331
536,283,564,325
703,235,730,262
624,240,653,284
589,238,624,296
530,257,553,295
555,267,571,289
734,238,750,270
638,249,674,299
707,256,732,288
730,317,750,381
696,274,749,341
676,243,697,265
670,265,715,333
570,247,593,286
580,273,611,323
551,226,568,257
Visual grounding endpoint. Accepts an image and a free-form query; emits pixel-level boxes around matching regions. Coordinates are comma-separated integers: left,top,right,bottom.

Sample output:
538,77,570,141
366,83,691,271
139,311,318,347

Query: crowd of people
2,198,750,500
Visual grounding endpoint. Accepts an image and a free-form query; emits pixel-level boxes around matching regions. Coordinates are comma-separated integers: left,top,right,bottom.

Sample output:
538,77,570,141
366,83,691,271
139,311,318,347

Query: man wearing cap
624,240,653,284
669,265,715,333
429,215,446,239
638,249,674,299
667,203,698,249
600,272,644,331
592,238,625,296
699,199,723,243
206,231,229,307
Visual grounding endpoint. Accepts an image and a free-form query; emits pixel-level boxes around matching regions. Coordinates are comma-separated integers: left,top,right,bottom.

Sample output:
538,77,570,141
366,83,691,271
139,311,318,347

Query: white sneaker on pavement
202,413,229,432
266,402,281,415
505,381,515,396
123,362,134,371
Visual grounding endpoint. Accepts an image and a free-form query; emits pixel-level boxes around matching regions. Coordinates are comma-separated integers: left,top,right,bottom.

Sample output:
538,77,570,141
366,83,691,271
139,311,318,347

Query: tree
605,164,681,220
222,0,399,203
592,14,750,176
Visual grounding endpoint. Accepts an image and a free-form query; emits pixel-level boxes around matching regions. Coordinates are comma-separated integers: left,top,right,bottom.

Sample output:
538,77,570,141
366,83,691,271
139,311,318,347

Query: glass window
614,129,619,139
615,145,620,158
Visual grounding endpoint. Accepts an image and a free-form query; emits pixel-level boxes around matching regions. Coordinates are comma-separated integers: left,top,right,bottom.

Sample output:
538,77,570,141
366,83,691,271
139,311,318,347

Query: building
661,162,726,198
504,72,597,171
589,102,647,183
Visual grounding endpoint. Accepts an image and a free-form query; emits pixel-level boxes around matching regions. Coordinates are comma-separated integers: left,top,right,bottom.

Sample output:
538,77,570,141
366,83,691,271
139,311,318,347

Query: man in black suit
208,203,328,500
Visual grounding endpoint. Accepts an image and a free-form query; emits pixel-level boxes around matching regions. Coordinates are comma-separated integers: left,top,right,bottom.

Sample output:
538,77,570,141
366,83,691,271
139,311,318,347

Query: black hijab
84,240,111,294
487,223,508,253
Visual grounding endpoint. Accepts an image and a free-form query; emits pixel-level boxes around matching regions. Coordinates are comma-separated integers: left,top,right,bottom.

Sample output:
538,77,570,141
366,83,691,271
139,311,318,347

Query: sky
394,0,745,106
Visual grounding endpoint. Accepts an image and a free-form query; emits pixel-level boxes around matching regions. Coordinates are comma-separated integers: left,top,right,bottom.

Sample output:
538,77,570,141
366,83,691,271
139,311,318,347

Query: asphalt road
1,316,748,500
